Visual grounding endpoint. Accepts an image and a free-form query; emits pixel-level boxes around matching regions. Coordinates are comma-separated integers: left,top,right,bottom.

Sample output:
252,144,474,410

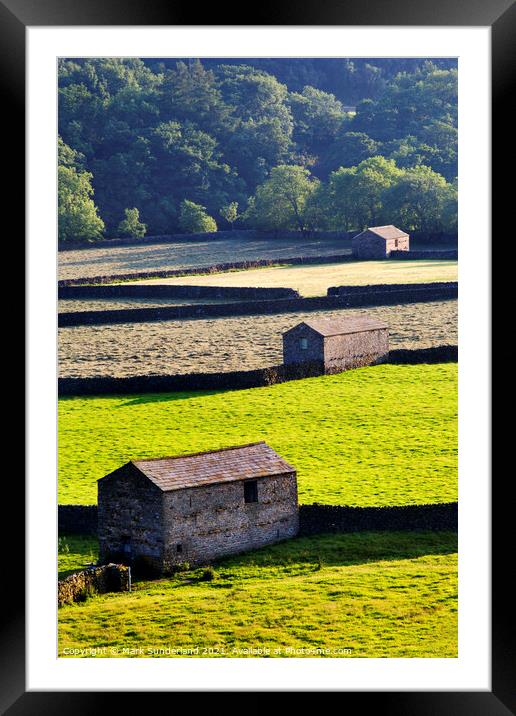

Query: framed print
7,0,510,709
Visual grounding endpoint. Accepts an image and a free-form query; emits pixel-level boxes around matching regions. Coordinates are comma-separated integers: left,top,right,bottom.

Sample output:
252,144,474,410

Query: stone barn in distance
352,225,409,259
98,442,299,573
283,316,389,374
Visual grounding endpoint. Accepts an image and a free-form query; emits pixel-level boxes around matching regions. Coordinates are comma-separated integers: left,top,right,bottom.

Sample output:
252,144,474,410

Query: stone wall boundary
58,346,457,397
58,283,458,327
298,502,458,535
58,253,355,286
391,250,458,260
58,501,458,541
58,563,131,607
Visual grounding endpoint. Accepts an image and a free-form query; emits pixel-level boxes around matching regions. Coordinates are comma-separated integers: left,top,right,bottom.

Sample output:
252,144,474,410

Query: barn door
121,535,133,563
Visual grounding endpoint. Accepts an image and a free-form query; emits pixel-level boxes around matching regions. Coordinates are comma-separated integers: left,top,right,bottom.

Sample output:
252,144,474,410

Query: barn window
121,536,131,555
244,480,258,503
176,544,183,554
299,337,308,350
394,239,398,248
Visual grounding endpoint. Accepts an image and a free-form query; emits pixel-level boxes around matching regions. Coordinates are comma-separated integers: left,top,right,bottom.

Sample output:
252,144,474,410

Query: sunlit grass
58,364,457,506
58,530,458,658
130,260,458,296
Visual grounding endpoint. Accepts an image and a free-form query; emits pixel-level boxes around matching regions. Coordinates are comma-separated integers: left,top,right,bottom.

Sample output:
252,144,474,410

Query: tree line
58,57,458,242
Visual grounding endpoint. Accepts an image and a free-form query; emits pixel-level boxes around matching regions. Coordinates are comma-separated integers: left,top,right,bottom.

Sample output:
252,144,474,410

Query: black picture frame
9,0,507,710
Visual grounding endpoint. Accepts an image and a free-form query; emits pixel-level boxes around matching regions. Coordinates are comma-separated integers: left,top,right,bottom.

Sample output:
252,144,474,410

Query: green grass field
58,535,98,579
58,530,458,658
58,364,457,506
132,260,458,296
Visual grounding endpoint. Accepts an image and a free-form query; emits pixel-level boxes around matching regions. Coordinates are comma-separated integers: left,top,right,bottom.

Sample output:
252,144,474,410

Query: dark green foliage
58,58,457,240
117,208,146,238
200,566,216,581
179,200,217,233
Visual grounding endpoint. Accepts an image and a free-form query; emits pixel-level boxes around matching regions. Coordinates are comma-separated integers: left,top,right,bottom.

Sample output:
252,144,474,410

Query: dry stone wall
161,474,299,570
298,502,458,535
59,282,458,327
58,502,458,543
58,564,130,607
390,250,458,260
57,346,457,397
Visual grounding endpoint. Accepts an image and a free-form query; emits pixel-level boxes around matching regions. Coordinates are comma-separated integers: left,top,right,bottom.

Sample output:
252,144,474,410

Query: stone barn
352,225,409,259
98,442,299,573
283,316,389,374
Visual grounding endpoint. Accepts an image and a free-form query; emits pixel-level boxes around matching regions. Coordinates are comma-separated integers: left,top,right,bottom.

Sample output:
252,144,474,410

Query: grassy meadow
58,236,350,281
58,363,457,506
58,300,457,379
58,530,458,658
131,260,458,296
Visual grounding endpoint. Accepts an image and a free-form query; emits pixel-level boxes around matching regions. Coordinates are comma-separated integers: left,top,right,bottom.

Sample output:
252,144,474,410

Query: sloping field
58,364,457,506
58,236,350,282
58,530,458,658
58,300,457,379
58,297,244,313
132,260,458,296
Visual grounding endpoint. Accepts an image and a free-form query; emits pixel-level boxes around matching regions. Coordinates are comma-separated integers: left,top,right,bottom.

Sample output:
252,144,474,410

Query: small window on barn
394,239,399,248
176,544,183,554
300,337,308,350
244,480,258,503
121,536,132,556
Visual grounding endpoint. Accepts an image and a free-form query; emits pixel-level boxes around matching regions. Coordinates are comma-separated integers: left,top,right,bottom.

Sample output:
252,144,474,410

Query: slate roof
294,317,389,337
127,442,295,492
357,225,408,241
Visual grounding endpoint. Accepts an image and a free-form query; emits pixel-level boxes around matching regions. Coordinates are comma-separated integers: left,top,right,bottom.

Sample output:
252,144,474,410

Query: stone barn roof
356,225,408,241
287,317,389,337
125,442,294,492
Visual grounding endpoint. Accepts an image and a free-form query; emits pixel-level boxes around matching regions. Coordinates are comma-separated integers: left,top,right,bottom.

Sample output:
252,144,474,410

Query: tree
57,58,459,235
58,136,105,242
219,202,239,229
246,165,319,234
317,131,380,177
289,86,345,154
352,64,458,168
179,200,217,233
160,60,232,137
324,166,359,231
327,156,403,230
58,165,105,242
117,207,147,238
382,165,457,232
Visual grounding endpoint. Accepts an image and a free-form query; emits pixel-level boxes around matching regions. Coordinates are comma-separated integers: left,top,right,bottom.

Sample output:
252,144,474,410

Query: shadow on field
216,529,458,571
116,390,226,407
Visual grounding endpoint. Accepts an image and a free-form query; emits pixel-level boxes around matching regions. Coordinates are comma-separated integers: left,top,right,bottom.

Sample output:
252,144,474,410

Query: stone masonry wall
161,473,299,569
386,237,409,254
59,282,457,328
352,233,387,259
58,504,98,535
98,465,164,570
324,328,389,373
59,284,299,300
58,563,131,607
299,502,458,535
390,249,458,260
58,345,457,397
283,325,325,366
